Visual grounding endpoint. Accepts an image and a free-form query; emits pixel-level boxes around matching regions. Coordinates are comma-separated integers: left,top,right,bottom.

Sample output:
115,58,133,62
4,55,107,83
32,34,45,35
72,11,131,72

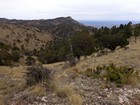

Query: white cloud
0,0,140,20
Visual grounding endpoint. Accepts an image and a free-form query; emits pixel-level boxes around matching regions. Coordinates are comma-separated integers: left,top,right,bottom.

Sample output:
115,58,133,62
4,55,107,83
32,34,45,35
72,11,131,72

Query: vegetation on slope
0,18,140,65
35,22,140,64
85,64,139,87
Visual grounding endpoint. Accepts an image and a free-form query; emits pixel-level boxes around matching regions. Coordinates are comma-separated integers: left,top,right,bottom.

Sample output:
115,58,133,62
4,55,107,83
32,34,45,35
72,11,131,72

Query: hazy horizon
1,16,140,21
1,16,140,28
79,20,140,28
0,0,140,20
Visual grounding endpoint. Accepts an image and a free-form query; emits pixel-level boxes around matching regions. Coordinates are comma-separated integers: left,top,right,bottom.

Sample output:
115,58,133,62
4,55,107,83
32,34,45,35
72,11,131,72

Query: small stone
41,96,48,103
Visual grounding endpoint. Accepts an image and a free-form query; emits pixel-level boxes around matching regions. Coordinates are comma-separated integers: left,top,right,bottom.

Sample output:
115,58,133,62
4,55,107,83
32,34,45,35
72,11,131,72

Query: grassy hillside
0,17,96,55
76,37,140,72
0,23,53,50
0,37,140,105
0,17,140,105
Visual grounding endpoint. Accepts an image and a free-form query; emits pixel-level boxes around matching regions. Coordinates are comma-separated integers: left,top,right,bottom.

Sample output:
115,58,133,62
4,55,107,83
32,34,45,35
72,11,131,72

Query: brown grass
0,36,140,104
0,66,26,104
74,36,140,73
52,82,82,105
30,84,46,96
0,24,52,50
51,71,82,105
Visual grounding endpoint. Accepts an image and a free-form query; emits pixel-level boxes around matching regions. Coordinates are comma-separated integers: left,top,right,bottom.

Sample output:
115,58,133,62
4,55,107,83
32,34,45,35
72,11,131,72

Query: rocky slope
0,37,140,105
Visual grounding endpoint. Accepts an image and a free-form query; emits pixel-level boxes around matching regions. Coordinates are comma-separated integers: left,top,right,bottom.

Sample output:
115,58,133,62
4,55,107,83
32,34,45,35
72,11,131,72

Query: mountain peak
0,16,95,37
66,16,72,19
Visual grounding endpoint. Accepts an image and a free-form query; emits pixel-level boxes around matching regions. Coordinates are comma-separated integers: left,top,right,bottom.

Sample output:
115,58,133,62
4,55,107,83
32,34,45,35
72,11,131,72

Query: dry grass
14,84,47,104
126,72,140,85
0,66,26,77
51,71,82,105
0,98,5,105
30,84,46,96
74,37,140,73
52,82,82,105
0,24,52,50
68,90,82,105
0,36,140,104
0,66,26,104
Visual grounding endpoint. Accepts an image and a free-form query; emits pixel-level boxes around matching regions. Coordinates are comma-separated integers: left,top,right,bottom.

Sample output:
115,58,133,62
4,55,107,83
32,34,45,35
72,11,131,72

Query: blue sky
0,0,140,20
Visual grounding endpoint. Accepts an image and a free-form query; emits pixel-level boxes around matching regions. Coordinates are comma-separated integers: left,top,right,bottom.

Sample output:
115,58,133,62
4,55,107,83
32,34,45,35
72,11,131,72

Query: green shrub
133,25,140,42
99,33,129,51
85,64,139,86
0,42,5,49
85,68,99,78
11,50,21,62
0,43,11,50
38,39,71,64
26,56,35,65
71,30,96,57
0,49,12,66
12,46,20,51
26,65,52,86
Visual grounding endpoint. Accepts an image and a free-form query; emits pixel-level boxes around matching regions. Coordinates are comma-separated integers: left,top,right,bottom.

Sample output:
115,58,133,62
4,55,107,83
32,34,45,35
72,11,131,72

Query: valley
0,17,140,105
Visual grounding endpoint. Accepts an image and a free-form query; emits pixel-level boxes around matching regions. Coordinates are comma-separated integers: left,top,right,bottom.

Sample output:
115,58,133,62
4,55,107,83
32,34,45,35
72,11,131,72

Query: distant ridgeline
0,17,140,65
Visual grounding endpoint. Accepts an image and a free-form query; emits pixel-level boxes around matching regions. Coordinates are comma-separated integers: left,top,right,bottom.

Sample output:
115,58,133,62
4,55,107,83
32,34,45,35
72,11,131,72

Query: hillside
0,37,140,105
0,17,140,105
0,17,95,50
0,23,53,50
75,37,140,72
